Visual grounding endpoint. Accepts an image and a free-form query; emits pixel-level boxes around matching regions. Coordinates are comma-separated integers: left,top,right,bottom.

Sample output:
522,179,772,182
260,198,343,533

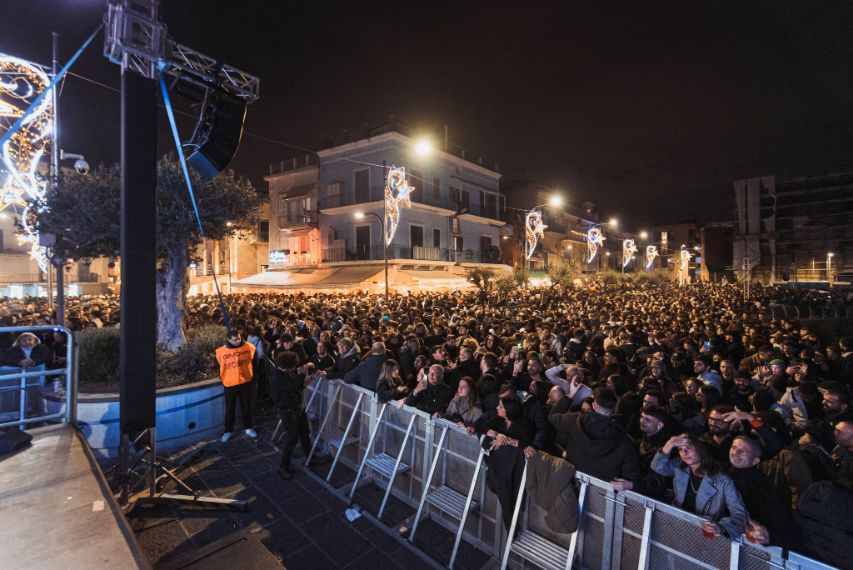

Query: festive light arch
622,238,637,268
680,248,692,271
0,54,54,269
645,245,659,270
585,227,606,263
384,166,413,245
524,209,547,260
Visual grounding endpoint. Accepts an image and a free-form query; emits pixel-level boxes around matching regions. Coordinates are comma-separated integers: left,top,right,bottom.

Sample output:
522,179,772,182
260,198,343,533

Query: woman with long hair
439,376,482,427
483,333,503,357
376,359,409,404
651,434,747,539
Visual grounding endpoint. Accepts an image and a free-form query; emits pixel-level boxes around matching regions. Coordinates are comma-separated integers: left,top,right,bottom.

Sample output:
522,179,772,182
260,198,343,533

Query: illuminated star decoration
0,54,54,270
680,248,692,271
384,166,413,245
585,227,606,263
524,209,547,260
644,245,659,270
622,239,638,268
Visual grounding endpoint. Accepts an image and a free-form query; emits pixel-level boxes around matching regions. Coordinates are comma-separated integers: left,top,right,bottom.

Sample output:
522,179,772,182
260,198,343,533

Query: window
433,228,441,248
258,221,269,242
483,192,497,218
327,182,342,208
410,225,424,248
432,176,441,203
409,169,423,202
354,169,370,202
451,185,469,211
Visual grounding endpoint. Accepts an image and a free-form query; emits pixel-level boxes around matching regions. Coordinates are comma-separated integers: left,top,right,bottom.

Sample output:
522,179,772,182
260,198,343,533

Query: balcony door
356,225,371,260
410,225,424,259
355,169,370,203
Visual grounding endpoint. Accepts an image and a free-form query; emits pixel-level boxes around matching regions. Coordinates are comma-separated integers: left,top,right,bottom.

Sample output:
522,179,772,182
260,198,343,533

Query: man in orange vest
216,331,257,443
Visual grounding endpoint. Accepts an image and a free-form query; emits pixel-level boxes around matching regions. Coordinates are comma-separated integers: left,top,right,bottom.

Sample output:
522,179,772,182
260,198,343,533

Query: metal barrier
303,381,838,570
0,325,78,429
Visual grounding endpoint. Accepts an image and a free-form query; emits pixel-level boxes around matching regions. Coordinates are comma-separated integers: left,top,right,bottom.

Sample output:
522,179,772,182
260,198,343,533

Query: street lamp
827,252,835,286
355,211,389,302
639,231,648,240
524,194,563,271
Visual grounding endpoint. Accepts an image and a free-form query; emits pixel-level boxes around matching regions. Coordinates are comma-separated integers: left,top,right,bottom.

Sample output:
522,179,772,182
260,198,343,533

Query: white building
238,128,510,293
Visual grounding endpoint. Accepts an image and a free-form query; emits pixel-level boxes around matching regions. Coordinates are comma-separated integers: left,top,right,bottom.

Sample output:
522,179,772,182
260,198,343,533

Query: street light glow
549,195,563,207
639,231,648,240
828,252,835,257
609,218,618,228
414,138,433,157
354,211,366,219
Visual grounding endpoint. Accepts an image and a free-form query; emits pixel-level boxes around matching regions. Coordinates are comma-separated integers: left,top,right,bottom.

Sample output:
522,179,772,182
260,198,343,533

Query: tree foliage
33,155,264,351
546,259,581,290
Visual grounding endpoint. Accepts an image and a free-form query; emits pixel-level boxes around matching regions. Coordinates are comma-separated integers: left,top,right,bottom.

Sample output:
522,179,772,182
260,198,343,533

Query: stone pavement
126,402,492,569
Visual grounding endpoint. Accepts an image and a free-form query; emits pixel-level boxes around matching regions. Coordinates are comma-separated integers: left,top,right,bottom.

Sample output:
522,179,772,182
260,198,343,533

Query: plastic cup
700,517,717,540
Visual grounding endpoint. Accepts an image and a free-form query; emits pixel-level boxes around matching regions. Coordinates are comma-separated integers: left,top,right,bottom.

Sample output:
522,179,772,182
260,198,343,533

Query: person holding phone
405,364,453,415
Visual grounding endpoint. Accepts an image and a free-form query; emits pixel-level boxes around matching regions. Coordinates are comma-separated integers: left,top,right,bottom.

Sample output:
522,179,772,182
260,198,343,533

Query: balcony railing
276,211,318,229
318,185,504,222
321,245,503,264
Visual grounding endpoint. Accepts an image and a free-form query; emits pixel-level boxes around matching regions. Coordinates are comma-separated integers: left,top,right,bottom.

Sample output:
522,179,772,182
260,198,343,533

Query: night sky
3,1,853,229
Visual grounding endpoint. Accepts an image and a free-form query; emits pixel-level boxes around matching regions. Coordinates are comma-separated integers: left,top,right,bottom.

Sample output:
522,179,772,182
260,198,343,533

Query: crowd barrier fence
297,379,838,570
0,325,78,430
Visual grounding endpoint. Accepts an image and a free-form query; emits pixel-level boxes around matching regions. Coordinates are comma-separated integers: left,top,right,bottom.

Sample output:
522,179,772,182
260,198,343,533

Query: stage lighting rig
104,0,259,178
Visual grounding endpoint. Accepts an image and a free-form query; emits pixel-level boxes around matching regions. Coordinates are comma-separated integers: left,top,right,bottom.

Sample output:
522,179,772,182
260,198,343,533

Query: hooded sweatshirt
548,410,642,482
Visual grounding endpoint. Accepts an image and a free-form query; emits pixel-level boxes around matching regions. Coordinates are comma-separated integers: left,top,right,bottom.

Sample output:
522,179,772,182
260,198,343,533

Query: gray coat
651,450,747,539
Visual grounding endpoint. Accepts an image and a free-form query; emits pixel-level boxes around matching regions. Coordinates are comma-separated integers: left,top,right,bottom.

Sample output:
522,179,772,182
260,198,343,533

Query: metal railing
303,381,838,570
0,325,78,429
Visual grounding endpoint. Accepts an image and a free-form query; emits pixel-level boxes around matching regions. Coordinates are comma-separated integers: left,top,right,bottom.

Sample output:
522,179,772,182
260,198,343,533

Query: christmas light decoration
384,166,413,245
0,54,54,269
524,209,547,260
680,248,692,271
645,245,659,270
622,239,637,268
585,227,605,263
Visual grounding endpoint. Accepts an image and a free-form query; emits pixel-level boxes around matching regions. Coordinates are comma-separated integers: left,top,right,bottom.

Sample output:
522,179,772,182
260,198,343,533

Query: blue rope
0,23,104,151
157,66,232,335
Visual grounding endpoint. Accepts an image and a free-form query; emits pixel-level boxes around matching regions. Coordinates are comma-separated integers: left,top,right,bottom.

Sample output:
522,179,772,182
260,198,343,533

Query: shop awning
233,266,383,290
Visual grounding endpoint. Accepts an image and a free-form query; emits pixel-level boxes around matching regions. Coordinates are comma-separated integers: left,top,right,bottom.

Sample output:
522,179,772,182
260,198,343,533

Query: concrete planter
47,378,224,460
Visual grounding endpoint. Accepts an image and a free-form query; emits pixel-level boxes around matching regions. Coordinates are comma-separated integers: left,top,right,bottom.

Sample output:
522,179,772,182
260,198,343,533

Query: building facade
733,173,853,284
243,130,509,293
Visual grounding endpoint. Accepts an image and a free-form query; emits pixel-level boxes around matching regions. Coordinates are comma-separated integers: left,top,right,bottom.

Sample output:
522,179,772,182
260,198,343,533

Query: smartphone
703,340,711,351
517,342,523,349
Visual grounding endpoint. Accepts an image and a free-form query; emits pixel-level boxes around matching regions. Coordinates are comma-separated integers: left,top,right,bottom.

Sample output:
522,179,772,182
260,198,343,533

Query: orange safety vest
215,342,256,387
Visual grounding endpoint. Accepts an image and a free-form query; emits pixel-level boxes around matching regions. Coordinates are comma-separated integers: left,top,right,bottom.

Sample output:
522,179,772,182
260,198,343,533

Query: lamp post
524,195,563,272
827,252,834,286
355,211,388,302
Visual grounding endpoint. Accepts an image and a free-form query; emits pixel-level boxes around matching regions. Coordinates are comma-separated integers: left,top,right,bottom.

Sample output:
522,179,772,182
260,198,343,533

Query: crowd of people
2,279,853,566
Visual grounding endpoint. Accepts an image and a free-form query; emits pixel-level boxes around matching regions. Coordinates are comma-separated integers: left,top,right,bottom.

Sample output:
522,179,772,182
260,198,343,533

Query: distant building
501,180,592,271
733,173,853,284
239,128,509,292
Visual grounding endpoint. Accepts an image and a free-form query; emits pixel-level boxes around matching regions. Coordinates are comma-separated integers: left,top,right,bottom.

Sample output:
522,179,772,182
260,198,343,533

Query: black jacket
728,466,802,551
549,411,642,482
406,381,453,415
267,365,305,413
327,349,360,380
343,354,386,392
2,344,53,367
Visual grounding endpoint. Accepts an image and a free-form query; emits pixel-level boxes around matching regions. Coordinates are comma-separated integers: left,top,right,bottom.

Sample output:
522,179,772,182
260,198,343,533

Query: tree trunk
156,244,188,352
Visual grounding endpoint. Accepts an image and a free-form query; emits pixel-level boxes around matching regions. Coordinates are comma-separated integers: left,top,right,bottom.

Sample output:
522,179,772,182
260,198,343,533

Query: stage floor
0,424,148,569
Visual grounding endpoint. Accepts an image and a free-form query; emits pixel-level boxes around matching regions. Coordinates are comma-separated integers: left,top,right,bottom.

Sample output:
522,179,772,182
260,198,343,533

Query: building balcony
276,211,318,230
322,244,504,264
